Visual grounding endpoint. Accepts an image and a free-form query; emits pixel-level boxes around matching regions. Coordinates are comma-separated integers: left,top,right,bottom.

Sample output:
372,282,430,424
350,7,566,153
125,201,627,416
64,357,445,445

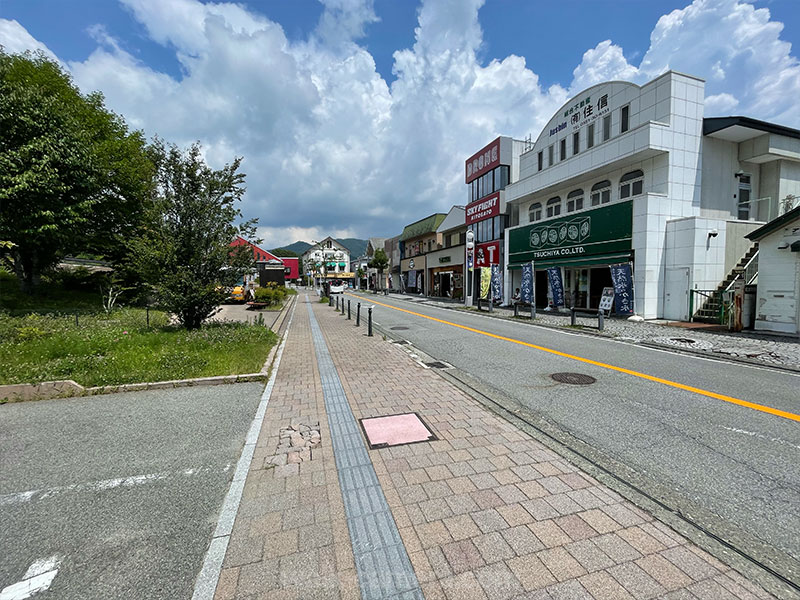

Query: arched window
529,202,542,222
546,197,561,218
567,189,584,212
591,180,611,206
619,170,644,199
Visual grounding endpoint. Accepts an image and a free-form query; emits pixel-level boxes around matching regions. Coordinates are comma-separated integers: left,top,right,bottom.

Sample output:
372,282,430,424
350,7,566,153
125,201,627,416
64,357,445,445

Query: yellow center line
348,293,800,423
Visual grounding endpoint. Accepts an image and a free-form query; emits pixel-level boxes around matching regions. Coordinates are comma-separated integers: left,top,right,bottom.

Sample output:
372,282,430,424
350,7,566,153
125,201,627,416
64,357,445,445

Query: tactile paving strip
306,299,423,600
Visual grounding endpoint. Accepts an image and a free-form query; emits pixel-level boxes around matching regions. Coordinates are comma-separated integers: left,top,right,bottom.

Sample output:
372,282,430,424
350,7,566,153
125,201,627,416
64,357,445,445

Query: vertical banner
547,267,565,307
520,263,533,304
416,273,423,293
490,264,502,302
609,263,634,315
407,269,416,289
480,268,491,299
388,274,393,289
467,252,473,271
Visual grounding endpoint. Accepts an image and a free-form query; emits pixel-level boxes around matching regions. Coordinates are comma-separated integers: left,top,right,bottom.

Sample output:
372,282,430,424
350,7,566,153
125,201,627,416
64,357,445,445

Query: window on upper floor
548,144,554,166
529,202,542,222
603,115,611,141
546,196,561,218
620,105,630,134
587,123,595,149
591,180,611,206
619,170,644,199
567,189,584,213
538,151,543,171
573,132,580,156
560,138,566,162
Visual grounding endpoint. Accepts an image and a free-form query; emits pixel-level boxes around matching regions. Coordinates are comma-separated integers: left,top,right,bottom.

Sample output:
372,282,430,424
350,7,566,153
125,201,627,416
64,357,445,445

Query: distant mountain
336,238,367,257
275,238,367,258
273,241,311,255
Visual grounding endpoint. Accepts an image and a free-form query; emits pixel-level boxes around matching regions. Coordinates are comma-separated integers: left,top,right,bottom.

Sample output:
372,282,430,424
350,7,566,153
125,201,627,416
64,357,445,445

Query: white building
745,206,800,335
504,70,800,320
301,237,351,287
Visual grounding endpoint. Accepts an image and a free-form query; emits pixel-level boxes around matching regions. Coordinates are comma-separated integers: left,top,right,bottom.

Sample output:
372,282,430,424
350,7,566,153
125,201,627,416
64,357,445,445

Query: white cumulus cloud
1,0,799,249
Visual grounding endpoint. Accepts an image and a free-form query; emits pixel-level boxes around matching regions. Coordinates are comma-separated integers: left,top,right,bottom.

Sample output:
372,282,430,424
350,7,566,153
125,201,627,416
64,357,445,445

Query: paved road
349,292,800,584
0,383,263,600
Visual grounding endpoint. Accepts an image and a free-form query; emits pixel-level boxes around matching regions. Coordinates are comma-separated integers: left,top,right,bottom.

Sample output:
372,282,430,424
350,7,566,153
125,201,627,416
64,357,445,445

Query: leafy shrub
319,296,329,303
254,287,274,305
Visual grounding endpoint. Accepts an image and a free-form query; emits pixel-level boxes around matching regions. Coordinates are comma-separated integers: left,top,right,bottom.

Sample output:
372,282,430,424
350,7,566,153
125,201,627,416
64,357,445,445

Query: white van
328,281,345,294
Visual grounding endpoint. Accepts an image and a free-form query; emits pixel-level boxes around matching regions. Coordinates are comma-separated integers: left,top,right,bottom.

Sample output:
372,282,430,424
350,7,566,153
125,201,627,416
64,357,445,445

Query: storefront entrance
564,268,589,308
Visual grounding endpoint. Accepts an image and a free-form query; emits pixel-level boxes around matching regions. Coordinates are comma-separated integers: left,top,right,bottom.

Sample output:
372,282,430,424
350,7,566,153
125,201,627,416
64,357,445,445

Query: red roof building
230,237,300,281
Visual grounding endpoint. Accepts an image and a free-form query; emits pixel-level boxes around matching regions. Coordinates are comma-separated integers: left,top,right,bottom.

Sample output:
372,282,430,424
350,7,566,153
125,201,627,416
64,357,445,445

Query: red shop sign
465,192,500,225
465,137,501,183
474,241,500,267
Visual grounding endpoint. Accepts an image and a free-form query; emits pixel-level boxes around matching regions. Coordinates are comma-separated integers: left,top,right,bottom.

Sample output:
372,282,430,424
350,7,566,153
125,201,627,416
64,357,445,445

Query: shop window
548,144,554,166
560,138,566,162
603,115,611,141
546,196,561,218
620,105,630,134
538,151,543,171
573,132,580,156
493,215,503,239
567,189,584,212
529,202,542,222
590,180,611,206
619,170,644,199
587,123,595,149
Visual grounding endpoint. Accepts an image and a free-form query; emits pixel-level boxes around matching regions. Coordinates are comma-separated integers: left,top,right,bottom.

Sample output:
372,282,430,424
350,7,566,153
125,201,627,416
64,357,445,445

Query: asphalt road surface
0,382,263,600
351,292,800,587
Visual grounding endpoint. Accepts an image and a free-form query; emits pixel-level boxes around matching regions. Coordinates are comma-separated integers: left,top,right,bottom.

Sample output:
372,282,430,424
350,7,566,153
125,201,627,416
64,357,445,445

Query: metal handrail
724,249,759,292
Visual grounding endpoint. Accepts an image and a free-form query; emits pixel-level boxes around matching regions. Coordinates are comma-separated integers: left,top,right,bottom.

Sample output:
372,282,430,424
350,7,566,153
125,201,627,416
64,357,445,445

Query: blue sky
2,0,799,248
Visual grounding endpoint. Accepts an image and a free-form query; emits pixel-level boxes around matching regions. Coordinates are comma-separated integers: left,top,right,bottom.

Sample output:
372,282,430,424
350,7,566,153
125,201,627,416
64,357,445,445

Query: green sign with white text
508,201,632,267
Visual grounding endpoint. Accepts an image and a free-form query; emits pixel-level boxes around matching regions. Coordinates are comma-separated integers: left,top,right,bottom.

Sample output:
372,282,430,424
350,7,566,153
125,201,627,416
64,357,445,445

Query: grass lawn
0,307,278,389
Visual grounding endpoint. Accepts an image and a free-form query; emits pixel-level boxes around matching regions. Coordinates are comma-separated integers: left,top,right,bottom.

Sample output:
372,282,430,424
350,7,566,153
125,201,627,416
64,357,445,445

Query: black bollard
356,302,361,326
336,296,339,310
514,303,519,318
341,299,345,315
347,300,351,320
367,306,373,336
329,295,333,307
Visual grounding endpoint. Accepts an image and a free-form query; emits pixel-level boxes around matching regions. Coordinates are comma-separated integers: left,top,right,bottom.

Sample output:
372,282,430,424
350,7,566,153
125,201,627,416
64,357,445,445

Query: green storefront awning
339,262,347,267
508,252,632,270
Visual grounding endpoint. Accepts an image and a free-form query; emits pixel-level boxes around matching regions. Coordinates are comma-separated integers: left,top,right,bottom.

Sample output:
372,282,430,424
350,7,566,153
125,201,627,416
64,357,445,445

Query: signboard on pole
609,263,634,315
480,268,491,299
490,264,502,302
547,267,565,307
598,287,615,312
520,263,533,304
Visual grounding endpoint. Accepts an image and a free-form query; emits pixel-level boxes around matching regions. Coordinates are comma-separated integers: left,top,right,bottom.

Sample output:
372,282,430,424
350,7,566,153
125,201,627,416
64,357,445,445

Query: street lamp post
465,230,474,308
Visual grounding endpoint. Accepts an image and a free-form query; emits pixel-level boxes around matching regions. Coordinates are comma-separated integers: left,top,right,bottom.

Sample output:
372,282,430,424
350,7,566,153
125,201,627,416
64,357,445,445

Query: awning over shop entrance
508,252,632,270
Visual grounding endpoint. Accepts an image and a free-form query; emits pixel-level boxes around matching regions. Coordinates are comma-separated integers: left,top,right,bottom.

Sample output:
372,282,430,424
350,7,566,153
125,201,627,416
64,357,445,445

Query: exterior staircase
691,243,759,323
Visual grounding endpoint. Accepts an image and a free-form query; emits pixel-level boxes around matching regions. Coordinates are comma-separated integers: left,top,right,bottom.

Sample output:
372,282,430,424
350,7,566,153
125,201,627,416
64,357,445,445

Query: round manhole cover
390,326,409,330
550,372,596,385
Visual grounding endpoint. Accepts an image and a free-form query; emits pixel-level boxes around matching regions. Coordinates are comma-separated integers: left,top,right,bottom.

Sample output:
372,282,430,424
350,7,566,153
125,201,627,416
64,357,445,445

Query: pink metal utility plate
360,413,436,448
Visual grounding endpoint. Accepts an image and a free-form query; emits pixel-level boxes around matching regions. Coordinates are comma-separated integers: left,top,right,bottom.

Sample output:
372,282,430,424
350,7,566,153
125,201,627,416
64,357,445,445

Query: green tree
368,248,389,291
129,142,256,329
0,50,155,293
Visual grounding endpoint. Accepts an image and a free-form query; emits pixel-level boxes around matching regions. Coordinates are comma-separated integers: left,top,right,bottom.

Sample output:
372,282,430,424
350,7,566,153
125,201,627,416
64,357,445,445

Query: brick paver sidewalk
211,294,774,599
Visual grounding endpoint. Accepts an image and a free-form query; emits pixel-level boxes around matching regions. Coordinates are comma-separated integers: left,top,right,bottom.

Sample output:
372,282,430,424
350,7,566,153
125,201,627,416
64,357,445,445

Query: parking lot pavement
210,294,780,600
0,383,264,600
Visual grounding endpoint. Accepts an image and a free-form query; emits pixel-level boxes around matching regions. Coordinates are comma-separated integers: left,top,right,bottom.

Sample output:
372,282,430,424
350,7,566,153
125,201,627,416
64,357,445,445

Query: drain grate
671,337,696,344
393,340,410,345
551,372,596,385
424,361,449,369
390,326,410,330
360,413,437,449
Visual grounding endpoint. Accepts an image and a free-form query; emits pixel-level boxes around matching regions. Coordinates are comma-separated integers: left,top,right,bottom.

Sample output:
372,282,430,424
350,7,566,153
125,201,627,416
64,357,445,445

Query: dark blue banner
490,264,502,301
547,267,564,307
520,263,533,304
609,263,634,315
